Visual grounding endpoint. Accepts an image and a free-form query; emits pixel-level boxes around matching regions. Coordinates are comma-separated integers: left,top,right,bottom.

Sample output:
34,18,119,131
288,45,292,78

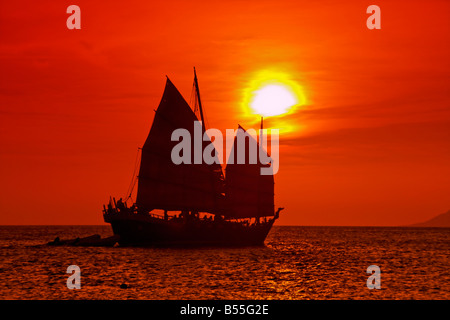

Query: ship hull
104,212,274,247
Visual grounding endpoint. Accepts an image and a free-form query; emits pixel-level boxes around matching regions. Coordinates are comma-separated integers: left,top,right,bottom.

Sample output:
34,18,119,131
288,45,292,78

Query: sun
251,84,297,117
243,70,305,118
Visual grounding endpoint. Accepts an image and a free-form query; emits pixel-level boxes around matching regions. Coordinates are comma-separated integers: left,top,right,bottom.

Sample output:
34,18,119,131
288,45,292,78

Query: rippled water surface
0,226,448,299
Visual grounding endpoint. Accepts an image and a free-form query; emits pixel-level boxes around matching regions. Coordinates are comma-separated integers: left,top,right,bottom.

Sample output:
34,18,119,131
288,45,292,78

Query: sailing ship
103,69,284,246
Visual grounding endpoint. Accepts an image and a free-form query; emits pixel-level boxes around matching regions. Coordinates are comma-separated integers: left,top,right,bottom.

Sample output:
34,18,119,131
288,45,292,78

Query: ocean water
0,226,448,300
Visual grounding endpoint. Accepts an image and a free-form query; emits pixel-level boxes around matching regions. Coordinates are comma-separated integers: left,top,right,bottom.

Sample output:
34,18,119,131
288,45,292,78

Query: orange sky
1,0,449,225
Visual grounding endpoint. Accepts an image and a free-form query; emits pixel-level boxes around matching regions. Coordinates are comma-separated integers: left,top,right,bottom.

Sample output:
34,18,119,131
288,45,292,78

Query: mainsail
136,78,225,213
224,126,275,219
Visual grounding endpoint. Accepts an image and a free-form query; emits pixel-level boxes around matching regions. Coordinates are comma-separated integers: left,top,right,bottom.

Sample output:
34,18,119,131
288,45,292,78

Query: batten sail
136,78,224,213
224,126,275,219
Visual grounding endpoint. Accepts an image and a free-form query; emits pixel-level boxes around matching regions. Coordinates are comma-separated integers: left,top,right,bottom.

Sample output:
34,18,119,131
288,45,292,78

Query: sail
224,126,275,218
136,78,225,213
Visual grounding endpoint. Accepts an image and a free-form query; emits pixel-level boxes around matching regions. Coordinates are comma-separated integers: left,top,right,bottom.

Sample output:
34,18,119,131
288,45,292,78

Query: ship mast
260,116,263,139
259,116,264,153
193,67,206,132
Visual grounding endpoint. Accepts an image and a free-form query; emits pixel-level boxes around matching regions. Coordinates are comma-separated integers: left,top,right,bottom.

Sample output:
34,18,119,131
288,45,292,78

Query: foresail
224,126,275,219
136,78,224,213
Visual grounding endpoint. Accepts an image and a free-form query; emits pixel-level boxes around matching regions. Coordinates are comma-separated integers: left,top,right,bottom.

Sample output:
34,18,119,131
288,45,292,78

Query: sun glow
251,84,296,117
243,70,306,117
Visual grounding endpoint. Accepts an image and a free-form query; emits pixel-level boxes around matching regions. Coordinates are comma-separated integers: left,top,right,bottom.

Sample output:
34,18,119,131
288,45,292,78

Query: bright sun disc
251,84,297,117
243,70,305,118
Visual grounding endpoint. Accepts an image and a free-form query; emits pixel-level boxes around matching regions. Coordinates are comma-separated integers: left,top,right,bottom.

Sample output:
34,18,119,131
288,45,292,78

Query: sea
0,226,448,300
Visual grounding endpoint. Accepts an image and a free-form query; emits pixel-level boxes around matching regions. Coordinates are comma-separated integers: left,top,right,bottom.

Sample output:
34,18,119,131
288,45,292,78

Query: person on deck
117,198,125,212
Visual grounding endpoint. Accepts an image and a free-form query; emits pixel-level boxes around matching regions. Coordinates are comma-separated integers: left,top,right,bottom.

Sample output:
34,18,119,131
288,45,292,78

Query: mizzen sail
224,126,275,219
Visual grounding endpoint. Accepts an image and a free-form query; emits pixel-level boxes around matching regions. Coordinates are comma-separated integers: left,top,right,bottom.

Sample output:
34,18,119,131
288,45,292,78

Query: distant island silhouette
409,210,450,227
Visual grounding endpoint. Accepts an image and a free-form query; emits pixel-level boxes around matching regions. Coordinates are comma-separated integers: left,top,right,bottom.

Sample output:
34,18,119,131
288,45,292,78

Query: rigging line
127,172,139,203
189,79,207,129
127,153,141,202
126,150,138,194
190,82,200,115
189,83,195,111
125,148,141,202
202,104,210,132
195,85,199,115
194,83,209,130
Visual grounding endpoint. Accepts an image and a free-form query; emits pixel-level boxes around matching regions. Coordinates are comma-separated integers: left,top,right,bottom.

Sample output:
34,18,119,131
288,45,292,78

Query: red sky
1,0,449,225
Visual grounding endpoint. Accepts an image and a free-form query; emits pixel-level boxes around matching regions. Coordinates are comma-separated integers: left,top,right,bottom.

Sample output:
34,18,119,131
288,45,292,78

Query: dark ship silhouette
103,69,283,246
